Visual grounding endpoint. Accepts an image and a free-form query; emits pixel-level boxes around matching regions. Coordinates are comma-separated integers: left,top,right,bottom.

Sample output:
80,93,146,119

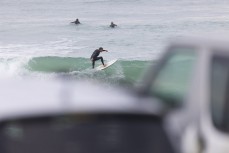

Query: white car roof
0,79,162,121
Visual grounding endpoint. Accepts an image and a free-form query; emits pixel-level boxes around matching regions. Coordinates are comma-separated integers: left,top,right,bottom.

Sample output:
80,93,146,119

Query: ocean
1,0,229,85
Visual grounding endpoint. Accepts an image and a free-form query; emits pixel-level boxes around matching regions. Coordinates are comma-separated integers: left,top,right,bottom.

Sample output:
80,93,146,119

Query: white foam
0,57,31,79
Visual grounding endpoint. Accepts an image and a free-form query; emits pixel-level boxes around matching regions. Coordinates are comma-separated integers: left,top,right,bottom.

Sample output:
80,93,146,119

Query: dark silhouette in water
90,47,108,69
71,18,81,25
110,22,117,28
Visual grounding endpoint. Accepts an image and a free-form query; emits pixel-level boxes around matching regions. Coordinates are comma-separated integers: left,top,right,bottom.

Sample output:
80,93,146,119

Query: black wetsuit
74,21,80,24
110,23,117,28
71,19,80,25
90,49,104,68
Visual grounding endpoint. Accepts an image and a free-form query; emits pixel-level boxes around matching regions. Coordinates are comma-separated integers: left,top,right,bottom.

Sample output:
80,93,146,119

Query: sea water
1,0,229,84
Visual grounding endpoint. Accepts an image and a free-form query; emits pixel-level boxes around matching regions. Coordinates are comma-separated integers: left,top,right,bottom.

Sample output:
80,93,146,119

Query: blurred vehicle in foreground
0,80,174,153
139,37,229,153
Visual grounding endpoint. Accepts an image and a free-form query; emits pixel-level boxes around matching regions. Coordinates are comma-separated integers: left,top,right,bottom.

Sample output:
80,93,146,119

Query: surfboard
95,59,117,70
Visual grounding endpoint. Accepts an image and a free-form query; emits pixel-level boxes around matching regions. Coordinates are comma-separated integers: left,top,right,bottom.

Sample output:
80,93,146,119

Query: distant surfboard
95,59,117,70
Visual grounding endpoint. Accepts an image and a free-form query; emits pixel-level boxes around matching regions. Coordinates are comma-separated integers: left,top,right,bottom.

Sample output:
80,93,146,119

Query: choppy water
1,0,229,84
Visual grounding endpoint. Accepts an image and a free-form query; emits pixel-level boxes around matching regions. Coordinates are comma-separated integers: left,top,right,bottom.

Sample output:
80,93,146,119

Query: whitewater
1,0,229,84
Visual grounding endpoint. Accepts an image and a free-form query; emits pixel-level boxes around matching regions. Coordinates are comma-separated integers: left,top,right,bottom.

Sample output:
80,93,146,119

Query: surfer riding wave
90,47,108,69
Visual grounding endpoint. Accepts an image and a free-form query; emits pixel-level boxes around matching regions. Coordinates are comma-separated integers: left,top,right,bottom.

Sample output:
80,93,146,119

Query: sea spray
0,57,31,79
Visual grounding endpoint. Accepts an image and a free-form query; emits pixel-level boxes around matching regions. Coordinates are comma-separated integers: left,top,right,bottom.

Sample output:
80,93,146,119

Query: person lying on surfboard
71,18,81,25
90,47,108,69
110,22,117,28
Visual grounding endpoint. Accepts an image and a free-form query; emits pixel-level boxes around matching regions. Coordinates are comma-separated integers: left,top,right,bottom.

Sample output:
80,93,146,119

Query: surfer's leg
92,60,95,68
92,57,100,68
98,56,105,65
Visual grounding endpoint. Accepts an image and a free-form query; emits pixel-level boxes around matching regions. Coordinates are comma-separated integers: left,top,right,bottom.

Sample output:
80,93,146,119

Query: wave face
27,57,90,72
0,56,150,86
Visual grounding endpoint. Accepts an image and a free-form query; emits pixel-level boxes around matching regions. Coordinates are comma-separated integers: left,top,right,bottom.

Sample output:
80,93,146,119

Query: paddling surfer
90,47,108,69
110,22,117,28
71,18,81,25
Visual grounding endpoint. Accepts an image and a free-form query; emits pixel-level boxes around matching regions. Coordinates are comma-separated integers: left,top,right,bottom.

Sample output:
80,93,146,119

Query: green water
26,56,151,86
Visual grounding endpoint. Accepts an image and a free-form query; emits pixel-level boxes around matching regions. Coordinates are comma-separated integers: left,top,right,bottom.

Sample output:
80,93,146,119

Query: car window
0,114,174,153
211,55,229,132
150,48,197,106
